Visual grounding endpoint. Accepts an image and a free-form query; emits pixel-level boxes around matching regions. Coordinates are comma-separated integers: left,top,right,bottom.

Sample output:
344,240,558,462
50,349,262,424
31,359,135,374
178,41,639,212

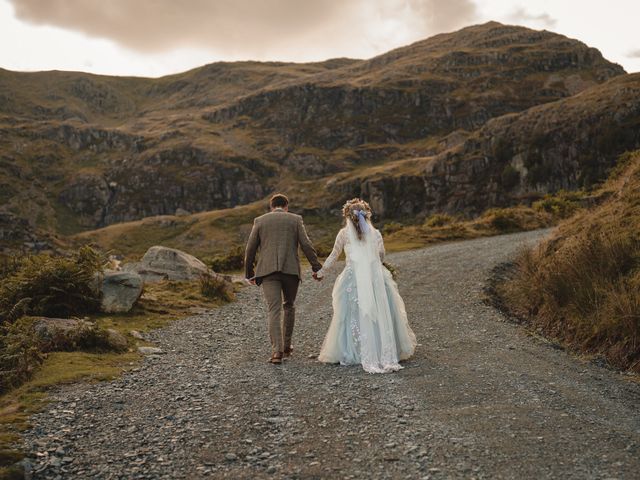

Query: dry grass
383,205,556,253
73,201,268,260
498,151,640,372
198,274,235,302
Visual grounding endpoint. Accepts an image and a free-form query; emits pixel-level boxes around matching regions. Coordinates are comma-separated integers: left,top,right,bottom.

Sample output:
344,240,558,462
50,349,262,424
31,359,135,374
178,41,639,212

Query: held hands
312,272,323,282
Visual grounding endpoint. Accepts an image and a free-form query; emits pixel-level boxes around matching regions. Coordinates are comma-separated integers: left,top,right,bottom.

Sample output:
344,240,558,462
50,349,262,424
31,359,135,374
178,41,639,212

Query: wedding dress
316,219,417,373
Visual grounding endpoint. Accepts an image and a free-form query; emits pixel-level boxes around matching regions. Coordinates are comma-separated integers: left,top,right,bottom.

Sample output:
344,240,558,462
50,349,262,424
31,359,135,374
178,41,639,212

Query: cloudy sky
1,0,638,77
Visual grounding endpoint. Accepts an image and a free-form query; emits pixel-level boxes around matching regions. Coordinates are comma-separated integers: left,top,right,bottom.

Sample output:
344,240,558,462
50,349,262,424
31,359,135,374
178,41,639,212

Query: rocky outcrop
0,210,54,253
330,73,640,218
105,148,273,224
66,77,136,116
57,146,274,227
283,150,338,176
0,211,37,243
40,124,145,153
124,246,227,283
100,271,143,313
58,174,113,228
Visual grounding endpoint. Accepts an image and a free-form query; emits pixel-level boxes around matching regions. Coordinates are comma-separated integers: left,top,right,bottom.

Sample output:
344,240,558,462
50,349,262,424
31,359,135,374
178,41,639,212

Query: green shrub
0,246,104,324
209,246,244,273
0,317,43,393
0,255,21,281
198,274,235,302
0,464,24,480
37,321,125,354
500,165,520,190
425,214,454,228
484,208,522,232
533,190,583,219
382,221,404,234
0,316,125,394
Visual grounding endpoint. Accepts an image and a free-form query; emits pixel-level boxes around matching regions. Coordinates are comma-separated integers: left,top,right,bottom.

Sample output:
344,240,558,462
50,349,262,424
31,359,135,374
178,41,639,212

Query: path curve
23,229,640,479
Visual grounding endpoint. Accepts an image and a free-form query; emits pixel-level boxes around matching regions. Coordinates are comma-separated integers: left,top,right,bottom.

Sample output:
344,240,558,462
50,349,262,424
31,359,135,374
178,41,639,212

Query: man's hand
312,272,322,282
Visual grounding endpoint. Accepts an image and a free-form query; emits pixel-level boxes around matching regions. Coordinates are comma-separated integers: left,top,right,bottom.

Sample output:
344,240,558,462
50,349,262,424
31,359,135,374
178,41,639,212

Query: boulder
33,317,92,343
105,328,129,351
125,246,224,283
32,317,128,352
100,270,143,313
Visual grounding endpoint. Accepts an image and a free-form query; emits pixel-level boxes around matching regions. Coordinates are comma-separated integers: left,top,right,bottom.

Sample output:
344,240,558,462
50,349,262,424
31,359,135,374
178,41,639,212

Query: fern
0,246,105,325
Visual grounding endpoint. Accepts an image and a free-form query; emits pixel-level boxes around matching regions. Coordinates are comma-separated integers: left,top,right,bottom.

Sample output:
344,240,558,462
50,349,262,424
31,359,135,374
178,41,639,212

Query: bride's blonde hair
342,198,372,240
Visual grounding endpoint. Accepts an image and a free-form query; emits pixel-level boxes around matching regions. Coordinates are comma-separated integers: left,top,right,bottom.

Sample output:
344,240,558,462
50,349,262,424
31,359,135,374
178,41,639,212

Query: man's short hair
270,194,289,209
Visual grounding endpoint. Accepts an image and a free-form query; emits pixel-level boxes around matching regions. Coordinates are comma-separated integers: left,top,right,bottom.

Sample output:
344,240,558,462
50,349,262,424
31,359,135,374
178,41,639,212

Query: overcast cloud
9,0,477,56
507,7,556,28
1,0,639,76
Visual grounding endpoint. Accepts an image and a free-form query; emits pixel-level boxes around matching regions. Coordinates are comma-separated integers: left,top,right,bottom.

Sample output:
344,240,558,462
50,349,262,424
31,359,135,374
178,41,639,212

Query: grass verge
0,279,234,477
493,151,640,373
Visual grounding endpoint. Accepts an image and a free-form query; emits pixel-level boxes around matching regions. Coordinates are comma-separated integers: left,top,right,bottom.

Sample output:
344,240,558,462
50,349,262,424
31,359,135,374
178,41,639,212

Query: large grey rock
100,270,143,313
125,246,221,283
33,318,92,343
32,317,128,352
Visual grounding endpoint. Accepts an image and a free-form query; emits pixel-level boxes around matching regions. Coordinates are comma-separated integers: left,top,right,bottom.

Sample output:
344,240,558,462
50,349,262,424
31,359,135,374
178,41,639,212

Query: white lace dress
316,221,417,373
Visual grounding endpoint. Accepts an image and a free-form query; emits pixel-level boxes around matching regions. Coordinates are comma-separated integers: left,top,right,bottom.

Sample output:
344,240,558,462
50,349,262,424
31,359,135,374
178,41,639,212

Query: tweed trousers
260,272,300,353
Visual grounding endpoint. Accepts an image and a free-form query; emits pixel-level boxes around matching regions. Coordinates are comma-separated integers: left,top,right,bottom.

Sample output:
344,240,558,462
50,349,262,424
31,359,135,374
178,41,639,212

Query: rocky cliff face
57,145,275,228
0,211,55,253
330,73,640,218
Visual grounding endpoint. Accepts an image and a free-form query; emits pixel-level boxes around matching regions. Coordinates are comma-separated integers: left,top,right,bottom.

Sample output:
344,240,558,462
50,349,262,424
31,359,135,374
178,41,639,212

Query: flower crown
342,198,372,219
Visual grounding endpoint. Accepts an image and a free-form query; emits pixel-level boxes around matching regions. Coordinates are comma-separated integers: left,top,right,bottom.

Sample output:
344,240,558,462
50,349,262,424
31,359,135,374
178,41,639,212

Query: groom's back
252,210,301,278
258,210,299,247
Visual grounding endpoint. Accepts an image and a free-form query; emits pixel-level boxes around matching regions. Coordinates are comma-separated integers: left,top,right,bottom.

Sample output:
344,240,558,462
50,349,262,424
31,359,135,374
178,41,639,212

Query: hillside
496,149,640,372
205,22,623,147
74,71,640,259
0,58,358,122
0,21,631,255
332,72,640,217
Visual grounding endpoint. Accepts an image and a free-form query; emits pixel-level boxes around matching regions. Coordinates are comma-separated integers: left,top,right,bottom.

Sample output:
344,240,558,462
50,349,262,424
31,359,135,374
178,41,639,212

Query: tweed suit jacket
244,209,322,282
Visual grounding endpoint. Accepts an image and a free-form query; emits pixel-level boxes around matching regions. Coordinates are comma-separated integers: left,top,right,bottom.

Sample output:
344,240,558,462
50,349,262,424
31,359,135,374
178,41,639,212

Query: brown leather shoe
269,352,283,364
283,347,293,359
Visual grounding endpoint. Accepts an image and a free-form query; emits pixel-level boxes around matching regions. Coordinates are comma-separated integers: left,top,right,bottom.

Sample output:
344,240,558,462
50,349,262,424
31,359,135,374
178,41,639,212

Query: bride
315,198,417,373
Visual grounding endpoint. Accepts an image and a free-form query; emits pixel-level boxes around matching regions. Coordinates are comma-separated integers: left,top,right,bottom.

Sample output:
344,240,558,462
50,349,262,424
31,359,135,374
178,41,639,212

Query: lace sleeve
316,229,346,278
376,229,385,262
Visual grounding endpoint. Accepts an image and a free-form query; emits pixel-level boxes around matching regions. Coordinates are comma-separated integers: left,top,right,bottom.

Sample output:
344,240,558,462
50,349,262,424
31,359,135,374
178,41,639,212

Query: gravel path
22,229,640,479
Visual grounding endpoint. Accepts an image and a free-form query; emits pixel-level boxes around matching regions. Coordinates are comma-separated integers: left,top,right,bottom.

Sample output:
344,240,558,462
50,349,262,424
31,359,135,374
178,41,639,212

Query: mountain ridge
0,21,634,256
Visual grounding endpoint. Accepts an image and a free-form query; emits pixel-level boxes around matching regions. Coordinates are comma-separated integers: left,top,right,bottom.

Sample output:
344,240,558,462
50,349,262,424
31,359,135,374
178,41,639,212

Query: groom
244,194,322,364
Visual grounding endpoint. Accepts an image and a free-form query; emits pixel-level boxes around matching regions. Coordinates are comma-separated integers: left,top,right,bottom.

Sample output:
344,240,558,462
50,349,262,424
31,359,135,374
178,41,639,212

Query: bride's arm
316,229,346,278
376,229,385,262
